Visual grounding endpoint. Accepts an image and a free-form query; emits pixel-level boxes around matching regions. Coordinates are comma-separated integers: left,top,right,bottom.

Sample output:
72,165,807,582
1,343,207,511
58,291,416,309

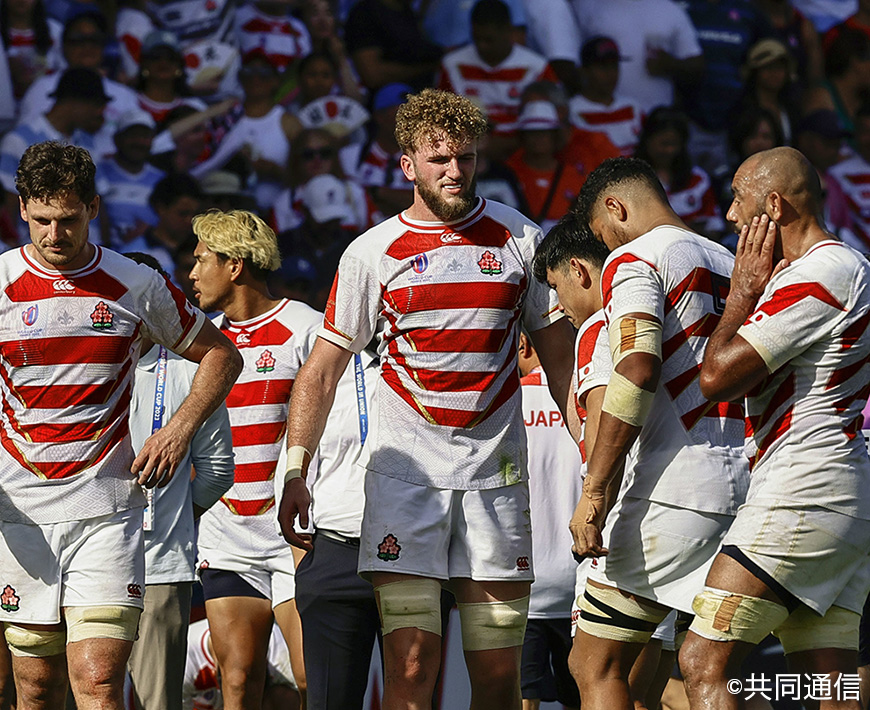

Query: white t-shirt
601,225,747,513
0,246,204,524
567,94,642,157
319,198,562,490
737,241,870,519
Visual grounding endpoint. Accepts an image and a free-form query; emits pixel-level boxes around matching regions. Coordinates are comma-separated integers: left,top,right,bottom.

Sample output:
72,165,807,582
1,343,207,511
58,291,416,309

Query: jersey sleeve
737,267,848,373
577,318,611,399
521,223,563,332
601,251,664,324
139,270,205,354
318,247,381,353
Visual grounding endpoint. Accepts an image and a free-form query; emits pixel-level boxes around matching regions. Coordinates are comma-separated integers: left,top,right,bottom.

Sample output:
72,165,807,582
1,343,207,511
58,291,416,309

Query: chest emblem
90,301,114,329
256,350,276,373
478,250,503,275
21,305,38,327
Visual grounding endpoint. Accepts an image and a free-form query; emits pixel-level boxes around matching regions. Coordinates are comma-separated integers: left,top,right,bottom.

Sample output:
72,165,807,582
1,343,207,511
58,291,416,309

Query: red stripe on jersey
842,310,870,349
747,283,845,323
405,328,509,353
747,372,795,437
11,359,133,409
521,372,543,386
661,313,718,361
231,421,285,448
601,254,658,309
221,497,275,515
407,367,505,392
666,363,701,400
579,106,635,125
751,405,793,470
2,335,136,367
457,64,530,82
826,354,870,391
323,272,345,338
665,268,728,315
845,173,870,185
576,320,606,370
385,217,511,260
232,461,277,483
226,379,294,408
680,399,742,430
385,281,522,314
4,269,128,303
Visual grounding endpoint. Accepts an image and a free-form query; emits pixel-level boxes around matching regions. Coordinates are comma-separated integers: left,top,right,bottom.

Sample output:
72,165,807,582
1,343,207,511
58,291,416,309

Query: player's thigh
205,595,273,671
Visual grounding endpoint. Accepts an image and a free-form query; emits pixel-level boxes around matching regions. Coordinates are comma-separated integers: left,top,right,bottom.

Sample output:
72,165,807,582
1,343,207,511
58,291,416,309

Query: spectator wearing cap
755,0,823,85
438,0,557,160
679,0,772,177
571,0,704,113
200,170,258,213
567,36,643,157
135,30,207,127
737,38,801,146
825,100,870,251
347,82,414,217
97,109,166,250
191,52,303,213
343,0,442,92
505,101,588,233
234,0,312,76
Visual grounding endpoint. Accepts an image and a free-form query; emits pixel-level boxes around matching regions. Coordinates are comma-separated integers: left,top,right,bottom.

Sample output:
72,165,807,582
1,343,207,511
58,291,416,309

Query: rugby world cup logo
21,305,38,326
412,253,429,274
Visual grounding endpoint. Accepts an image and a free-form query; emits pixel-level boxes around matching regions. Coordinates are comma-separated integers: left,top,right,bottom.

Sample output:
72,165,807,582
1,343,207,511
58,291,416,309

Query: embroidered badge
1,585,19,612
478,250,503,275
377,534,401,561
90,301,114,329
256,350,276,373
412,253,429,274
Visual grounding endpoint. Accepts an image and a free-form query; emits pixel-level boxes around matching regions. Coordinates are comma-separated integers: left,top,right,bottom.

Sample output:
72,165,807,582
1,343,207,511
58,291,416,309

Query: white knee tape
576,583,667,643
609,316,662,366
4,623,66,657
690,588,789,645
457,595,529,651
776,604,860,655
374,578,442,637
65,605,141,643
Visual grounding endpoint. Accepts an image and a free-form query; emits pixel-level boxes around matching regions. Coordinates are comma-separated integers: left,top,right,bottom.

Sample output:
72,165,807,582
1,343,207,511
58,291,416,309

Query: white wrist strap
284,445,311,484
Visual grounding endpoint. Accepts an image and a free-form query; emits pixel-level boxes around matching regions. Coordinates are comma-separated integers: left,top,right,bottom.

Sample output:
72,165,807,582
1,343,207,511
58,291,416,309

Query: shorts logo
21,305,38,326
1,585,19,612
478,250,502,275
53,279,74,292
90,301,114,329
412,253,429,274
256,350,276,372
126,583,142,599
516,556,530,571
377,534,401,561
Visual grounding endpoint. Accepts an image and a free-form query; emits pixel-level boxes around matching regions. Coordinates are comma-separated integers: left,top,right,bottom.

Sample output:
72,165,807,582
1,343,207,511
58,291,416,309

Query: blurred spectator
421,0,526,50
97,108,165,249
568,36,642,157
826,100,870,250
115,0,154,82
124,172,203,274
345,82,414,216
475,132,528,212
269,254,318,307
344,0,441,92
135,30,207,126
571,0,704,113
521,0,582,94
438,0,556,160
172,236,198,302
635,106,725,240
300,0,363,102
191,53,300,211
0,43,14,133
505,101,587,233
755,0,824,82
804,25,870,140
794,109,848,192
234,0,311,75
738,38,801,144
681,0,772,179
149,103,215,173
273,128,373,234
791,0,856,34
823,0,870,47
728,104,785,162
1,0,54,100
199,169,258,212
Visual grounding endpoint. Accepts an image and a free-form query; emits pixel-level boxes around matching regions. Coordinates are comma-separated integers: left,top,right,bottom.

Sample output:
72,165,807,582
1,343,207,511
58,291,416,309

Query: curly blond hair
395,89,488,154
192,209,281,272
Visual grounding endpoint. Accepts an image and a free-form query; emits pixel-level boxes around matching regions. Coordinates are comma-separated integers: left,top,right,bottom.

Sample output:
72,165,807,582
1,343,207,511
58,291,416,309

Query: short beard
416,175,477,222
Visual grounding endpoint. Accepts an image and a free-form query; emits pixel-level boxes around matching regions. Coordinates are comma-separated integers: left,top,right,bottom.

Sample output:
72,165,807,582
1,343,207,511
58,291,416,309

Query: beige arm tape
601,371,656,428
4,624,66,657
456,595,529,651
609,316,662,366
374,578,442,637
65,605,141,643
284,445,311,484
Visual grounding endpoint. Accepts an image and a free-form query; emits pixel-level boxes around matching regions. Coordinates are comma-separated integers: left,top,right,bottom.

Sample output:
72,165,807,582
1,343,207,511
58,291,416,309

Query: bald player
569,157,748,710
680,147,870,710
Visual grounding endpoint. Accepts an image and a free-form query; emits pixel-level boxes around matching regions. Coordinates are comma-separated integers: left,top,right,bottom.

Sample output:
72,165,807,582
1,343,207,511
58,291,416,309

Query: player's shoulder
478,198,543,242
95,247,166,291
791,240,870,291
277,297,324,333
506,42,548,68
343,213,405,262
577,309,606,338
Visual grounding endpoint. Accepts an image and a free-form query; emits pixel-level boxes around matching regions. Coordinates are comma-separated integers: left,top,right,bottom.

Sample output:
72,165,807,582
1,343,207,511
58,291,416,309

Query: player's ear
400,153,416,182
766,191,784,223
228,256,244,281
568,257,591,287
603,195,627,223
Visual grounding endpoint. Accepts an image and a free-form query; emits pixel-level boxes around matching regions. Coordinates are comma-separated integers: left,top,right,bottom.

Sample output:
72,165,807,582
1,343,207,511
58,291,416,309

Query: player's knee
4,624,66,658
456,595,529,652
374,578,442,638
689,587,789,647
65,605,141,644
575,583,667,645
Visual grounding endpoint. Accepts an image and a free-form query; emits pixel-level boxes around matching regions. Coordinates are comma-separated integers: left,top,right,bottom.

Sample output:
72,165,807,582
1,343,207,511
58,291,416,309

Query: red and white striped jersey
602,225,748,514
437,44,557,134
666,167,725,235
234,5,312,72
567,94,642,157
737,241,870,519
825,155,870,253
320,198,561,489
0,246,204,524
355,140,411,191
572,309,610,466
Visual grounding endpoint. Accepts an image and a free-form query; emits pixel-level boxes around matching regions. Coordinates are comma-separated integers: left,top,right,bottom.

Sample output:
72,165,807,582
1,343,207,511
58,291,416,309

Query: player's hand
278,478,313,551
132,422,193,488
569,493,609,559
731,214,789,304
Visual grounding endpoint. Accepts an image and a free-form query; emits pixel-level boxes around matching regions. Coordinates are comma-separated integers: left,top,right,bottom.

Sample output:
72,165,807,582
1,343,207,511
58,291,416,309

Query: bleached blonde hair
192,209,281,272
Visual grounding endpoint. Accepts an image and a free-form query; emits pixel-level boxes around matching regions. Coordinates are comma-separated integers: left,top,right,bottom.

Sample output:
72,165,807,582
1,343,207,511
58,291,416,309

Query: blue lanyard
354,353,368,445
151,346,168,434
